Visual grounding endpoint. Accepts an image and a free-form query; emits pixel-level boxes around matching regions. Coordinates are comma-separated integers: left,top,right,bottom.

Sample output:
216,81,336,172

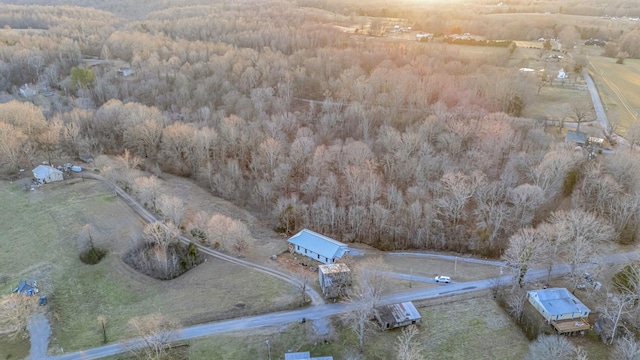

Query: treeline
0,0,639,257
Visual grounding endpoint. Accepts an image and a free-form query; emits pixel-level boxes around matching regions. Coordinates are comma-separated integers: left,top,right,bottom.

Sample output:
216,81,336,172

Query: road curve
80,172,324,305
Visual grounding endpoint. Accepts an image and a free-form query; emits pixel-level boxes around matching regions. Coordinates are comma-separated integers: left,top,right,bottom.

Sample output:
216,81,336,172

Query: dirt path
28,313,51,360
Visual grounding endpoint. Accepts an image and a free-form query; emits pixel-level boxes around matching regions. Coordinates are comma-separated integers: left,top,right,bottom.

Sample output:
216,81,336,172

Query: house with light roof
287,229,349,265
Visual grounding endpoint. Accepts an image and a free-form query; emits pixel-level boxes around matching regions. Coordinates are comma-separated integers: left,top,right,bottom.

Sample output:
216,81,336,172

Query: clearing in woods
0,178,298,352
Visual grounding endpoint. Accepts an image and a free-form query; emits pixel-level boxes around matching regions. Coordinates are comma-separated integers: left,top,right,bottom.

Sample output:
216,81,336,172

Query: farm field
0,178,299,353
587,55,640,135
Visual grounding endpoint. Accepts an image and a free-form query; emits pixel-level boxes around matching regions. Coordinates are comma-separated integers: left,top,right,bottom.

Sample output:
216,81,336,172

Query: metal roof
527,288,590,317
288,229,349,260
376,301,422,324
32,165,62,179
284,352,310,360
565,130,588,144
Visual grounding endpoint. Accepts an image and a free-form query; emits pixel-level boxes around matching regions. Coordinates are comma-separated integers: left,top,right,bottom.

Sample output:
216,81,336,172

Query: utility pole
266,339,271,360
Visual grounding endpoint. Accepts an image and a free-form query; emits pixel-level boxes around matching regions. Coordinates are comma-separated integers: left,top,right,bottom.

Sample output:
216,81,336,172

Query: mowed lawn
588,55,640,134
0,178,299,352
186,297,529,360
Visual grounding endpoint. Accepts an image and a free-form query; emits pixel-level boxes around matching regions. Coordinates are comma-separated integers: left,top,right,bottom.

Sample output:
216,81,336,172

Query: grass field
0,178,299,353
381,253,503,282
587,55,640,135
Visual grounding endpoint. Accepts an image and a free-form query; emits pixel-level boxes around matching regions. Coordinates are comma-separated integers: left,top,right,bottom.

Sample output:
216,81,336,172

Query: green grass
0,179,299,352
0,335,30,360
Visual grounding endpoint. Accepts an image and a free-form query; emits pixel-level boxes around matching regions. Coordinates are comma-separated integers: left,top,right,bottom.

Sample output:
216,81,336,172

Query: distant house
557,68,567,79
565,130,588,145
19,84,37,97
284,351,333,360
527,288,591,334
375,301,422,330
318,263,352,299
117,67,135,77
32,165,64,183
287,229,349,265
13,279,39,296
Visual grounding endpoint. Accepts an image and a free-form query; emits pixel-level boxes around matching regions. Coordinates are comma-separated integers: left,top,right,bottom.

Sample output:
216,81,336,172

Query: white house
557,68,567,79
287,229,349,265
527,288,590,322
32,165,64,184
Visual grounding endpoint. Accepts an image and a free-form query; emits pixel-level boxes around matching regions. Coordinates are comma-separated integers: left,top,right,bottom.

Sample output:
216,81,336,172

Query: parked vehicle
435,275,451,283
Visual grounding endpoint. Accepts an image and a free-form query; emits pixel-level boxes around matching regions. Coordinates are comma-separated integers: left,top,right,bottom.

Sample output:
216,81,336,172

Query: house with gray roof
13,279,39,296
565,130,588,145
287,229,349,265
527,288,590,322
284,351,333,360
375,301,422,330
32,165,63,183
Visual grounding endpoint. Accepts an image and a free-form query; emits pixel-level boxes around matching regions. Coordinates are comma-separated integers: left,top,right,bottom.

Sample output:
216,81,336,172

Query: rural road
582,68,609,130
43,250,639,360
27,313,50,360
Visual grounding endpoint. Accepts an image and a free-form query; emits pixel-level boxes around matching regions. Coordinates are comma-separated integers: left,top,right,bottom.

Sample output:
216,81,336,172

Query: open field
380,253,503,282
587,55,640,135
524,85,592,121
0,178,299,353
0,335,30,360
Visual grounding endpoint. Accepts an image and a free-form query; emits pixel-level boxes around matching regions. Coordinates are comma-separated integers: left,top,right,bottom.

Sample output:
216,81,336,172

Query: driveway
28,313,51,360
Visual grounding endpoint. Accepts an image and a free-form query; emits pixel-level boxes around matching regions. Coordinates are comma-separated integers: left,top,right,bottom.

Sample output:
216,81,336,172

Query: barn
375,301,422,330
32,165,64,184
287,229,349,265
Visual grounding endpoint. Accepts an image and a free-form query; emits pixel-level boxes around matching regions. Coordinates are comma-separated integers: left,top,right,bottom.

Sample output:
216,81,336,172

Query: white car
435,275,451,283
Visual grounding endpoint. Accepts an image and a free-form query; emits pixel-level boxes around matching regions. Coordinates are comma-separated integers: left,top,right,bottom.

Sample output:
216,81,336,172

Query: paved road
582,68,609,130
46,250,639,360
28,313,50,360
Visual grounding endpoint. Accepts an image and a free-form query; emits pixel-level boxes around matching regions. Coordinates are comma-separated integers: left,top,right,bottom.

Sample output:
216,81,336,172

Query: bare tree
294,272,310,306
507,288,528,323
134,176,160,211
0,122,25,171
156,194,185,226
205,214,252,255
610,336,640,360
597,291,635,345
127,313,177,360
503,228,545,288
395,325,425,360
0,293,39,339
571,101,595,132
342,287,378,353
525,334,576,360
549,209,616,292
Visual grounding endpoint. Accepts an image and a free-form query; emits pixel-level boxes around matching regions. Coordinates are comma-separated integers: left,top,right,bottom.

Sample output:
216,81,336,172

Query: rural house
13,279,39,296
32,165,64,184
527,288,591,334
318,263,352,299
117,67,135,77
375,301,422,330
565,130,588,146
284,351,333,360
287,229,349,265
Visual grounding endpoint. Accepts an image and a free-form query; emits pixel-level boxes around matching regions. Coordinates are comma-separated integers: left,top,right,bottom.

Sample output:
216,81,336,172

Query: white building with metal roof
527,288,591,322
287,229,349,265
32,165,63,183
284,351,333,360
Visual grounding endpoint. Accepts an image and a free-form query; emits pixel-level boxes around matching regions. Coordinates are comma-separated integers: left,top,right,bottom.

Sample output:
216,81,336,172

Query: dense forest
1,0,640,258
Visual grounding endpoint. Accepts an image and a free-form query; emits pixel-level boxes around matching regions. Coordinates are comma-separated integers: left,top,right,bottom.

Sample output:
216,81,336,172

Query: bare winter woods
1,0,640,258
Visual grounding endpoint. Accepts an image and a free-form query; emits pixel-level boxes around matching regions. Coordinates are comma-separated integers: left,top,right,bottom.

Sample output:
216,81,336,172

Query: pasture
0,178,299,352
587,55,640,135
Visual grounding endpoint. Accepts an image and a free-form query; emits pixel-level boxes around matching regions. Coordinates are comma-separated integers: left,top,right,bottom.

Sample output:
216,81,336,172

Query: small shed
318,263,352,299
565,130,588,145
375,301,422,330
32,165,64,183
13,279,39,296
284,351,333,360
117,67,135,77
287,229,349,265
